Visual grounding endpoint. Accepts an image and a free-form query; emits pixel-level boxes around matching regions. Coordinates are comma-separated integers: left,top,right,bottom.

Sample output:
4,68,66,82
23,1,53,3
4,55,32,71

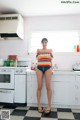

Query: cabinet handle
0,90,11,93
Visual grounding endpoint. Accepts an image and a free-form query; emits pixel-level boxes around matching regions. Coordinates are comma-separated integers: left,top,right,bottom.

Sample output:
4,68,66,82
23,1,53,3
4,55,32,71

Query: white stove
15,67,27,74
0,67,27,104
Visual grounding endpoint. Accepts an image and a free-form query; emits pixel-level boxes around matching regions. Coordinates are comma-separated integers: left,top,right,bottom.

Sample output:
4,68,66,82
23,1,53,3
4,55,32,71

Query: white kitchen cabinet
27,73,48,105
30,75,37,104
14,75,27,103
75,75,80,105
27,74,33,104
31,76,48,104
0,89,14,103
27,72,76,107
51,75,75,106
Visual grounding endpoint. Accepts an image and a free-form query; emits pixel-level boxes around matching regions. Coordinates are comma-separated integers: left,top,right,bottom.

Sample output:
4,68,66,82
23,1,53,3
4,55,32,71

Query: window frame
28,30,80,53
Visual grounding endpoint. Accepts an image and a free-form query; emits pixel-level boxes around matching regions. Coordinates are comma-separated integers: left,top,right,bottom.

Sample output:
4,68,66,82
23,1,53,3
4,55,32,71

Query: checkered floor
0,105,80,120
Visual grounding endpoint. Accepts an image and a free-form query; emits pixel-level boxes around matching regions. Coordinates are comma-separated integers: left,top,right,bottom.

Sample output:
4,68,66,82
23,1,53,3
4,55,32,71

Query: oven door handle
0,90,11,93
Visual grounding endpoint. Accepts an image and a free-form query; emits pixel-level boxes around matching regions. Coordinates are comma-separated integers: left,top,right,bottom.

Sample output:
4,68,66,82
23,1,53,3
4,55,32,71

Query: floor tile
3,105,16,109
23,116,40,120
10,115,24,120
51,108,57,112
16,106,29,110
73,113,80,119
26,110,41,117
58,118,77,120
0,106,3,109
1,105,80,120
11,109,27,116
41,118,57,120
42,111,57,118
1,108,14,114
57,108,72,112
58,112,74,119
72,108,80,113
29,106,38,110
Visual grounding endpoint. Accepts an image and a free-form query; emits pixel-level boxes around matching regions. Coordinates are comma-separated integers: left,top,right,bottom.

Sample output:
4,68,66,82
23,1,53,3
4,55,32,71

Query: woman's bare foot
38,105,43,113
44,106,51,114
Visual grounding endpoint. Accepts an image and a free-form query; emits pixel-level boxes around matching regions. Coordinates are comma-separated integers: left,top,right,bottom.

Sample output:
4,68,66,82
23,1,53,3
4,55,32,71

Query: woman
36,38,53,114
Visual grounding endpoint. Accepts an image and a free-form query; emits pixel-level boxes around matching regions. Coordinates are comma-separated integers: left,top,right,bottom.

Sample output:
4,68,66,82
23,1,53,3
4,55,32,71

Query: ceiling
0,0,80,16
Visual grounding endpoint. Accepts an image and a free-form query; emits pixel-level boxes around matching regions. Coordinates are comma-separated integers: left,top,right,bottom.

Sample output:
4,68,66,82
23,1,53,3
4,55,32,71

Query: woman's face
41,40,48,48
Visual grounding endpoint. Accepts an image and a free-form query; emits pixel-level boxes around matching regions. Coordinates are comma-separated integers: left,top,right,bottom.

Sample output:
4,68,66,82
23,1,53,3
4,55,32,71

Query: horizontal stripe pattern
36,51,53,66
38,58,51,61
37,63,51,66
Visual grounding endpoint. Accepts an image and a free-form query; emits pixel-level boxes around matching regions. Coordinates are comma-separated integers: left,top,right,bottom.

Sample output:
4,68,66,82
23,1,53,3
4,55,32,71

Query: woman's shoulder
37,49,53,53
36,49,43,54
37,49,42,52
47,49,53,52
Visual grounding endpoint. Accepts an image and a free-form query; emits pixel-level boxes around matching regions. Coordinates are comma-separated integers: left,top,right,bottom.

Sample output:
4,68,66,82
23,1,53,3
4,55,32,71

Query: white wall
25,15,80,53
0,14,80,69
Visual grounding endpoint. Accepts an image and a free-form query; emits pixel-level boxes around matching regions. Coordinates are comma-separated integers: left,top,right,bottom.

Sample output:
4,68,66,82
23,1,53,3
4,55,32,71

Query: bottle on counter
10,59,17,67
31,62,35,70
6,58,10,66
10,59,14,66
34,63,37,70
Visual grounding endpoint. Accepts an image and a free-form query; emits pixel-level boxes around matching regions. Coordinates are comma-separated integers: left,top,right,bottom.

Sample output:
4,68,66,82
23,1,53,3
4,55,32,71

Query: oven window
0,74,10,83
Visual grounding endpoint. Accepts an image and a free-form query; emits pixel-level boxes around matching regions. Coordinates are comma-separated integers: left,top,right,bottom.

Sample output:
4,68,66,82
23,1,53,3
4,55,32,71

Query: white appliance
0,89,14,103
0,14,24,40
0,68,15,103
0,68,14,89
14,67,27,104
0,67,27,104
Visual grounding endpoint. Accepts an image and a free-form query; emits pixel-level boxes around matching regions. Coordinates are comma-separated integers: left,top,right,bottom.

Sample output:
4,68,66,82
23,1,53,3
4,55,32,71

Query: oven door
0,69,14,89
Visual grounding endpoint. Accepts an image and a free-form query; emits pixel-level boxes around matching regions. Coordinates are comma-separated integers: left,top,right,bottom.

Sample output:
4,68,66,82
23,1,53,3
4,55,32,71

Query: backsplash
27,52,80,70
0,52,80,70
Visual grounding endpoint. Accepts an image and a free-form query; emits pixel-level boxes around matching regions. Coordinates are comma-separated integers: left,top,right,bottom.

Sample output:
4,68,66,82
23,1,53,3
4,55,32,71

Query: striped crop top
36,50,53,67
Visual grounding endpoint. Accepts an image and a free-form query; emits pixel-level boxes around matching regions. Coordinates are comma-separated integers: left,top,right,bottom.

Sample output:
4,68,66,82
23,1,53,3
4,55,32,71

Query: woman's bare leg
45,69,52,110
36,69,43,110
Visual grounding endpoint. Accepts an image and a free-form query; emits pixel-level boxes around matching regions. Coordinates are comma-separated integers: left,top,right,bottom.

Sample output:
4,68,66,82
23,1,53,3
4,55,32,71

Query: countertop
0,67,80,75
26,69,80,75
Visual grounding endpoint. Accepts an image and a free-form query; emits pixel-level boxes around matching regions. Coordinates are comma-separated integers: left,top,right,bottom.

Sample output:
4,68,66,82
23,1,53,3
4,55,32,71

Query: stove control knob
20,69,23,73
1,69,7,72
16,70,19,73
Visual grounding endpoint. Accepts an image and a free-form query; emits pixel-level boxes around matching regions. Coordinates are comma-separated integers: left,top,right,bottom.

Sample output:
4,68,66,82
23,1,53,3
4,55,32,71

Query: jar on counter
10,60,17,67
31,62,35,70
4,59,10,66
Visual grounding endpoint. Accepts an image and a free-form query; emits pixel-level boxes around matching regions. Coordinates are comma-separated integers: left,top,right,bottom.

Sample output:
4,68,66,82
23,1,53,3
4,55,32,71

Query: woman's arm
50,49,54,69
36,49,39,59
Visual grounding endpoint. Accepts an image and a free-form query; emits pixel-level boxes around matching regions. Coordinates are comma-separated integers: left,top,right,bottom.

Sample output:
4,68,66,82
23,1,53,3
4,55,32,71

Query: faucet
53,64,58,70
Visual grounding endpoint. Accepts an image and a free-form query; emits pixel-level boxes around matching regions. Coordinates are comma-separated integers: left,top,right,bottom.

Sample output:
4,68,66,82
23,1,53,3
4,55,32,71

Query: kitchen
0,0,80,120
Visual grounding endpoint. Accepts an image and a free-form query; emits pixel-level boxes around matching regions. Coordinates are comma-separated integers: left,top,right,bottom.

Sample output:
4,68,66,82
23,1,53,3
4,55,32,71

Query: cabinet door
30,75,48,104
41,80,47,104
27,73,76,107
0,89,14,103
15,75,26,103
27,74,32,104
75,75,80,105
31,75,37,104
51,75,75,105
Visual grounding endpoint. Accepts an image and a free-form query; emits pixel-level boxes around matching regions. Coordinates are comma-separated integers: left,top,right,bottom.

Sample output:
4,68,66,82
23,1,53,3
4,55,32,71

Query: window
30,31,79,52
